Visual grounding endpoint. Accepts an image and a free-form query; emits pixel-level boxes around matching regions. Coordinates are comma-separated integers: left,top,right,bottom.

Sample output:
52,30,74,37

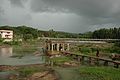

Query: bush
3,41,21,45
114,41,120,47
80,47,92,54
18,66,47,77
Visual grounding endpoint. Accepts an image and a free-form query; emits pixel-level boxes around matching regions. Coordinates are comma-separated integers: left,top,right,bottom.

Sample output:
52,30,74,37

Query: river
0,46,45,65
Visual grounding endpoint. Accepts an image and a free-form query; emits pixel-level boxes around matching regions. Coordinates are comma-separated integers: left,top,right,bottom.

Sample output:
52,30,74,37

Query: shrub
114,41,120,47
80,47,92,54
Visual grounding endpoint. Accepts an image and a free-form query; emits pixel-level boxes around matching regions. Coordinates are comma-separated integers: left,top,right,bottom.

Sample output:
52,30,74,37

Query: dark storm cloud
30,0,69,13
0,7,3,15
0,2,4,16
0,6,6,24
0,0,32,26
9,0,28,7
30,0,120,25
0,0,120,33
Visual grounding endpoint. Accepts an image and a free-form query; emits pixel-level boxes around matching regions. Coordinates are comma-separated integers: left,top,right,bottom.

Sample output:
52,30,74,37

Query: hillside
0,26,81,40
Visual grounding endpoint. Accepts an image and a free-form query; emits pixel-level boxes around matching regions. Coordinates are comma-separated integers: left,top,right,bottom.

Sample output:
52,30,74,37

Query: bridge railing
62,51,120,68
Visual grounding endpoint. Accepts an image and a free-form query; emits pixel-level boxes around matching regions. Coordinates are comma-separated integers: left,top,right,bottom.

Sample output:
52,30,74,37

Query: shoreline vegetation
0,26,120,39
0,62,120,80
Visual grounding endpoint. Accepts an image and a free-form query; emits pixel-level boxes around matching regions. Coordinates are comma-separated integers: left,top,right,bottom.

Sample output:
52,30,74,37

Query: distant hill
0,26,119,40
0,26,81,40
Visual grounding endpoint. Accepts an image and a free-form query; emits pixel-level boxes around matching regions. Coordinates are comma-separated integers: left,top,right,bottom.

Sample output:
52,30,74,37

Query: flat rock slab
28,71,58,80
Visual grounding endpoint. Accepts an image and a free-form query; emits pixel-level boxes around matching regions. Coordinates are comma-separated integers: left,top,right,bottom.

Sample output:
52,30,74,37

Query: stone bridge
44,38,118,54
44,38,120,68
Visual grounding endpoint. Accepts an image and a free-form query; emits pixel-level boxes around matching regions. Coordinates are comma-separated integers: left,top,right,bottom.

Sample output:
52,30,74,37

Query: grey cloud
9,0,23,7
9,0,28,8
0,0,32,26
1,0,120,33
0,7,6,24
30,0,120,25
30,0,69,13
0,4,4,15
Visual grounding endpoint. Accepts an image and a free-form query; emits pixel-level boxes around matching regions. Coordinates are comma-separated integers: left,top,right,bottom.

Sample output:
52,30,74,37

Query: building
0,30,13,41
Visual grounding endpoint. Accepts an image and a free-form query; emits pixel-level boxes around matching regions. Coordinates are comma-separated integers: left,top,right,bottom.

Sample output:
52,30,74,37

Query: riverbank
0,64,59,80
0,63,120,80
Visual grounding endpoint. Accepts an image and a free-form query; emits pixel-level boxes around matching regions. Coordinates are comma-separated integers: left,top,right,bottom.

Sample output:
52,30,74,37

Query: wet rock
0,65,18,71
9,73,19,80
28,71,58,80
33,51,42,56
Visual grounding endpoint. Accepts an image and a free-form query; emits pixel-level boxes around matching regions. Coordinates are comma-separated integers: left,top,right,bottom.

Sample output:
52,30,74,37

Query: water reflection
0,47,46,65
0,47,13,57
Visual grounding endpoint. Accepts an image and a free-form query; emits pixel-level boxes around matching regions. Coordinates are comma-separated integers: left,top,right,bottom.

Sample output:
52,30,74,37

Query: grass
70,43,120,57
50,56,73,65
17,66,49,77
77,66,120,80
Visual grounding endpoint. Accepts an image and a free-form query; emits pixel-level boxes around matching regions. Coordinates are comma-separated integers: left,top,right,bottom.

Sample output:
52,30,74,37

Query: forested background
0,26,120,40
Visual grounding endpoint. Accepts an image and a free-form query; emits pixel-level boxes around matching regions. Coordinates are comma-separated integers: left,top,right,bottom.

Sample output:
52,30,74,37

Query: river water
0,46,45,65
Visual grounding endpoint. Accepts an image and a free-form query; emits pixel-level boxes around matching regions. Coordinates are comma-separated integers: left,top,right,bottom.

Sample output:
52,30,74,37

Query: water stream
0,46,46,79
0,47,45,65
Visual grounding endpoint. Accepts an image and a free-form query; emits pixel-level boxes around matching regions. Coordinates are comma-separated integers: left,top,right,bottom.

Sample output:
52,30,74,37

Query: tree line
0,26,80,41
92,28,120,39
0,26,120,40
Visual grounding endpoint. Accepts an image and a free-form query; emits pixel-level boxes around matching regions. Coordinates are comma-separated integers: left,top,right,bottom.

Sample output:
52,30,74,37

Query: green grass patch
78,66,120,80
17,66,49,77
50,56,73,64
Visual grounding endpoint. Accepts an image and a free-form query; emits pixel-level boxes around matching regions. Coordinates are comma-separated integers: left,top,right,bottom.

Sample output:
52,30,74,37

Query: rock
33,51,41,56
31,71,49,79
28,71,58,80
0,65,18,71
9,73,19,80
64,62,71,66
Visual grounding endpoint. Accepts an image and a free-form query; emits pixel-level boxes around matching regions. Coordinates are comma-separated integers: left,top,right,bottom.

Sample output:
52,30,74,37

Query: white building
0,30,13,41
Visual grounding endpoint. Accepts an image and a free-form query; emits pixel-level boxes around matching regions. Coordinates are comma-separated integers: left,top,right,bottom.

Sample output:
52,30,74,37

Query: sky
0,0,120,33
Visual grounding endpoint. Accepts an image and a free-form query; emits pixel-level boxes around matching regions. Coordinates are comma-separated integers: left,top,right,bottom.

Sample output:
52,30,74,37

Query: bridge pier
46,40,70,54
88,57,92,64
67,43,70,51
114,63,119,68
104,61,108,66
57,43,60,51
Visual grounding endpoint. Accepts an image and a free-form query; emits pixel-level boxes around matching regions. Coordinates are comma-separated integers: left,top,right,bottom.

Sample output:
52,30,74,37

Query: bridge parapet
45,39,70,54
62,51,120,68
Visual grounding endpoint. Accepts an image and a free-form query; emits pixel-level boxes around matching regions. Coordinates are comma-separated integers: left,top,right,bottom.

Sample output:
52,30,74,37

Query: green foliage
0,26,38,41
92,27,120,39
78,66,120,80
0,26,81,39
110,47,120,53
80,47,92,54
114,41,120,47
50,56,72,64
0,38,4,43
0,35,4,43
79,31,93,38
3,40,21,45
0,26,120,39
23,34,33,41
91,47,98,52
18,66,47,77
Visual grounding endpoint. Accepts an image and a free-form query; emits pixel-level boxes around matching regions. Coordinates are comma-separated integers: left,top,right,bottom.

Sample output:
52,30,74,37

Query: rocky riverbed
0,64,59,80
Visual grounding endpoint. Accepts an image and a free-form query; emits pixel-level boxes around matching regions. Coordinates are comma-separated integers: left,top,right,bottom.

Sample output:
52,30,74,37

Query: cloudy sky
0,0,120,33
